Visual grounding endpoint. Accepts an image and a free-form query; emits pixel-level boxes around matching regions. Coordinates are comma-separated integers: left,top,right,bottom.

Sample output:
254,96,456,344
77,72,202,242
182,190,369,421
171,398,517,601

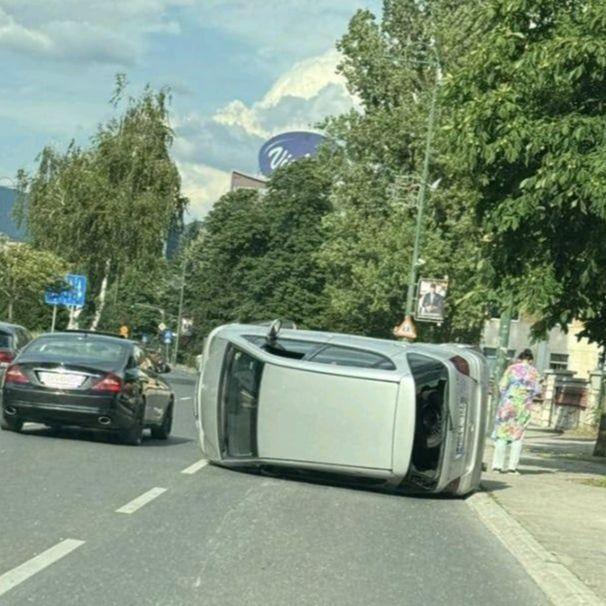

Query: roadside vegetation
7,0,606,451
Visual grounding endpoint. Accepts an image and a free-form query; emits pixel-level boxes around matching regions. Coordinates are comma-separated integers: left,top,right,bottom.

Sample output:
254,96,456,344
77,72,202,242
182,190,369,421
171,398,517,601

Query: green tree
184,158,333,347
100,259,172,339
0,238,67,326
318,0,491,342
239,158,332,326
185,188,267,343
442,0,606,453
15,76,186,330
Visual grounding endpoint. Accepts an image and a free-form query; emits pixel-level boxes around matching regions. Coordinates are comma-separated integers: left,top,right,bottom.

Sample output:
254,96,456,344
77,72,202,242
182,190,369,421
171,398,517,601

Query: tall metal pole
404,65,440,318
172,260,186,365
488,305,512,431
51,305,58,333
593,348,606,457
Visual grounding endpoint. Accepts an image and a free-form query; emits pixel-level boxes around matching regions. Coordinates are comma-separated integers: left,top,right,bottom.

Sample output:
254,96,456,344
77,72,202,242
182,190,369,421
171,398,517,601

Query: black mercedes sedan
0,331,174,445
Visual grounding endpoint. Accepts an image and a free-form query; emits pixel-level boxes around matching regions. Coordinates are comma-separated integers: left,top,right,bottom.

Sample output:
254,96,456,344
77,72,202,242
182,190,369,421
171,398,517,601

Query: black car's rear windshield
0,331,12,348
23,335,128,367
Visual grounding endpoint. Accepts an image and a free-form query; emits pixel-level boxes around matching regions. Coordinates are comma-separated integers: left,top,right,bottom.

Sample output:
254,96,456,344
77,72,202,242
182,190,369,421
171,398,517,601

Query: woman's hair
518,348,534,361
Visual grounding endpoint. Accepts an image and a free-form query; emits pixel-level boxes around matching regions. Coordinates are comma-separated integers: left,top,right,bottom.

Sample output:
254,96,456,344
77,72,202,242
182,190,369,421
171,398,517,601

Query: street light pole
172,259,186,365
404,54,440,319
488,303,513,431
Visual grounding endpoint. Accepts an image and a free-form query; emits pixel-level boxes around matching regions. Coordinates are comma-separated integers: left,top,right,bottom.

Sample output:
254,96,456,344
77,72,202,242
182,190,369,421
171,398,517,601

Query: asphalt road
0,369,550,606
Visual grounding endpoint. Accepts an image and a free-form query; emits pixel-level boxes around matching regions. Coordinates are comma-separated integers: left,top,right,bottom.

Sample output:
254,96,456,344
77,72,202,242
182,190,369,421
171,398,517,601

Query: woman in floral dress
492,349,542,473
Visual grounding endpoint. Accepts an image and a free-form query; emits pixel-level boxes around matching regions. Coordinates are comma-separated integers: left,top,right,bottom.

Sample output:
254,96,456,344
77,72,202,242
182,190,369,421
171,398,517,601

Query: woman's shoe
508,469,521,475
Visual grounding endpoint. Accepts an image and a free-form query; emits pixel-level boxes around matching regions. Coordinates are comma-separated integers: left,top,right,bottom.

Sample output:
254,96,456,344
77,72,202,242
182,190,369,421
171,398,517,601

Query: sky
0,0,382,220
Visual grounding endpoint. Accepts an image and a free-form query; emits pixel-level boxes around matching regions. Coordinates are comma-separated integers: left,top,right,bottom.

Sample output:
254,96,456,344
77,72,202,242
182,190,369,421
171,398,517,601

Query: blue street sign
45,274,87,308
258,131,326,177
163,330,173,345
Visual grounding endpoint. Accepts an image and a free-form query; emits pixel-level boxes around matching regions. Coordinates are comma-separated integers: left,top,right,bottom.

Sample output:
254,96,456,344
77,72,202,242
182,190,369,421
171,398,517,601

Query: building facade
481,317,601,379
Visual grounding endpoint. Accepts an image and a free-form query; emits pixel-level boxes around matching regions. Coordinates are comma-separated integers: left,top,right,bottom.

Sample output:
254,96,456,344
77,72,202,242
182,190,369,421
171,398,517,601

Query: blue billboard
258,131,326,177
45,274,87,308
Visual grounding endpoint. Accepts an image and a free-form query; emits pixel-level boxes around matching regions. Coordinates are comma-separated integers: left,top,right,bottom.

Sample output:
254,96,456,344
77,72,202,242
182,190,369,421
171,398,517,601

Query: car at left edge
0,330,174,445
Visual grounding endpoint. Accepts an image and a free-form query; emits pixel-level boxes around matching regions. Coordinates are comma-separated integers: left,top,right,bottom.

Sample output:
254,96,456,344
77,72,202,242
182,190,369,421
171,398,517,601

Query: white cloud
0,0,183,65
174,49,357,218
0,8,52,56
178,161,231,219
262,49,345,108
214,100,266,139
188,1,378,71
212,49,352,139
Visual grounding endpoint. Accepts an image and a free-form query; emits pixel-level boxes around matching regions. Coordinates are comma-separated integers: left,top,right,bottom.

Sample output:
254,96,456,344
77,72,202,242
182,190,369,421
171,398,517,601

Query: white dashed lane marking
115,487,167,514
0,539,85,598
181,459,209,475
180,396,193,401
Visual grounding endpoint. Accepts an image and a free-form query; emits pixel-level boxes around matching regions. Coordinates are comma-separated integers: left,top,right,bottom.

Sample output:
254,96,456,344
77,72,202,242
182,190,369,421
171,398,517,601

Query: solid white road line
116,487,167,514
181,459,209,475
0,539,85,598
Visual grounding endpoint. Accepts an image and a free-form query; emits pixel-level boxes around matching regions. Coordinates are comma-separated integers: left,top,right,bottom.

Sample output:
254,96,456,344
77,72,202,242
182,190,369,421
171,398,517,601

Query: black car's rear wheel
151,403,173,440
1,415,23,432
121,409,144,446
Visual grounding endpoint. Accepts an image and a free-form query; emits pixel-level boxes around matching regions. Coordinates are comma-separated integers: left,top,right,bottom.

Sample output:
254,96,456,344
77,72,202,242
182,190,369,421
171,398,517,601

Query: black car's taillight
0,351,14,365
4,364,30,385
92,373,123,393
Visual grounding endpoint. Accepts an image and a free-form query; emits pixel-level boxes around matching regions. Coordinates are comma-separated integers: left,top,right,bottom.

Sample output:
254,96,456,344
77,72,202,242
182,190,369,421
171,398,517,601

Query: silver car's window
221,346,263,458
308,345,396,370
244,335,321,359
244,335,394,369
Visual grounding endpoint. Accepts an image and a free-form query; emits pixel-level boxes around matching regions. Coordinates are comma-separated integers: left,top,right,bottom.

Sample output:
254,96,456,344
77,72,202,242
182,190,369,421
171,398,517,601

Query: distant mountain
0,186,26,241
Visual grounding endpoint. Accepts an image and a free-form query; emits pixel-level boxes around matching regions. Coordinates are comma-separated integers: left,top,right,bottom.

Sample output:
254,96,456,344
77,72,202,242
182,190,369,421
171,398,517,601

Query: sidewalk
481,428,606,602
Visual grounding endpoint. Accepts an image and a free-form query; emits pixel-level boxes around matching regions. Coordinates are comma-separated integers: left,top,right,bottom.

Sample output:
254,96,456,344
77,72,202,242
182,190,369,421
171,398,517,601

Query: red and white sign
393,315,417,340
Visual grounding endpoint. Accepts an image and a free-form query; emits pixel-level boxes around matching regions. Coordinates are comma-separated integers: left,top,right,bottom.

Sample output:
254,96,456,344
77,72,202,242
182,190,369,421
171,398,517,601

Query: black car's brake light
5,364,30,385
92,373,123,393
449,355,470,377
0,351,14,365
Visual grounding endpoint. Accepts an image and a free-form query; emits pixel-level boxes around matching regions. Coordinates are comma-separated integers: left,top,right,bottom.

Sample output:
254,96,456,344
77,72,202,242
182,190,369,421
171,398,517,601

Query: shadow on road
17,424,194,447
213,463,470,501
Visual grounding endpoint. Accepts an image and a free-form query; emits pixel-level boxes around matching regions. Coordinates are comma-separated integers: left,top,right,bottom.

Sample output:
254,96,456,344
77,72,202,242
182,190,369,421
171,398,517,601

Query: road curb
467,492,604,606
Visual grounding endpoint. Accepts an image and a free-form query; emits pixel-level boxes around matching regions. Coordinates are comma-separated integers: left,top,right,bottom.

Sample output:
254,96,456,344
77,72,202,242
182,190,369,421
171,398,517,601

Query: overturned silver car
195,322,489,496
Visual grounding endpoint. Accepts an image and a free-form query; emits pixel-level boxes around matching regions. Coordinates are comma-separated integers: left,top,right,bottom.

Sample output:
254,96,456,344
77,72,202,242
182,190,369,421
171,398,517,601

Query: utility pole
172,259,186,365
404,49,440,319
489,305,512,429
593,348,606,457
51,304,58,333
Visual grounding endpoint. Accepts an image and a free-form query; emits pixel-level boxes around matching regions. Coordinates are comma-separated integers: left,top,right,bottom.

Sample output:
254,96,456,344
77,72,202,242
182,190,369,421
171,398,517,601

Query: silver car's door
256,362,400,472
